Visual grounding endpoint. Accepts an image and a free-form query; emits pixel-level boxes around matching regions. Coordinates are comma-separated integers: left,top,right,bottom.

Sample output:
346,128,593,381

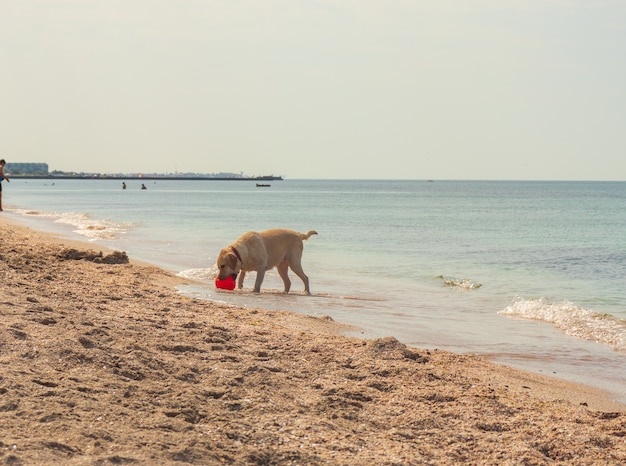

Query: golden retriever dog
216,228,318,294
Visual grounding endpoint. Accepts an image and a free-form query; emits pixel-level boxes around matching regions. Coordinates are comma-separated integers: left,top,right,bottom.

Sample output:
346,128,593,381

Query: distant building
5,162,49,175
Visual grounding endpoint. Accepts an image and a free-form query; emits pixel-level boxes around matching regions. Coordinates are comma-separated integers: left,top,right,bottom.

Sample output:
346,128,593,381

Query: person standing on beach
0,159,10,211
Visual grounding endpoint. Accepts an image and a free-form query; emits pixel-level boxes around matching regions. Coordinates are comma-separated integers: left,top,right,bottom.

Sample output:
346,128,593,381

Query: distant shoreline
11,174,283,181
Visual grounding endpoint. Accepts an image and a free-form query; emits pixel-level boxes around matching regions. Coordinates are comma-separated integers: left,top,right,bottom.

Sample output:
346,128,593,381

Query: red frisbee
215,275,236,290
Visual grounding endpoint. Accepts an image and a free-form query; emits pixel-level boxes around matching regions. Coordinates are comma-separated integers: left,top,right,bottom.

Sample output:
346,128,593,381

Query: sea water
6,179,626,403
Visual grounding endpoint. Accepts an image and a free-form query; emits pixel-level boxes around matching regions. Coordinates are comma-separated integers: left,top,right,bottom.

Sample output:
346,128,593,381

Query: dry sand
1,218,625,465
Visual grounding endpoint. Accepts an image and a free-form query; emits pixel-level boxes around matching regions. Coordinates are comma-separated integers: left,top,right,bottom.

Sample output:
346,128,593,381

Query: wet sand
1,218,625,465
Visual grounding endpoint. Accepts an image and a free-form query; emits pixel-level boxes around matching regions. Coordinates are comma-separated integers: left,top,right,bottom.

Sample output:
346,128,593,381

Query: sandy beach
1,218,625,465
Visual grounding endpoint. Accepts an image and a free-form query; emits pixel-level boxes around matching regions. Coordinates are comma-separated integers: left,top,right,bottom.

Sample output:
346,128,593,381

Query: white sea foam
178,267,216,281
15,209,131,240
499,298,626,351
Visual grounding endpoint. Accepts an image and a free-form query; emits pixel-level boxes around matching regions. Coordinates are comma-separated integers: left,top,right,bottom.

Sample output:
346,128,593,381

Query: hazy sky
1,1,625,180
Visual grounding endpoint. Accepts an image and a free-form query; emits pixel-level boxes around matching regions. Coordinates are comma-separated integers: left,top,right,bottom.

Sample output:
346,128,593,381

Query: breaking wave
437,275,482,290
499,298,626,351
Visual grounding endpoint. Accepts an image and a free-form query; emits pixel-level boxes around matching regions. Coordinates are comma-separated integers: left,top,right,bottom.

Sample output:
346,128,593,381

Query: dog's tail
302,230,318,240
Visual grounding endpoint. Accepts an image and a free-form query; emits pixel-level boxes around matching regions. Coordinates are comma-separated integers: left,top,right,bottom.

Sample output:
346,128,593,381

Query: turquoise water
6,179,626,402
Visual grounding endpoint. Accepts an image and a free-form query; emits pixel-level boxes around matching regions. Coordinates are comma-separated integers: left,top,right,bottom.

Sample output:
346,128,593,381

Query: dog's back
260,228,317,242
259,229,316,268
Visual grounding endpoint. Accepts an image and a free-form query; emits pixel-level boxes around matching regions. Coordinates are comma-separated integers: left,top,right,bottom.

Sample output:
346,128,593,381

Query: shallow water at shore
6,178,626,402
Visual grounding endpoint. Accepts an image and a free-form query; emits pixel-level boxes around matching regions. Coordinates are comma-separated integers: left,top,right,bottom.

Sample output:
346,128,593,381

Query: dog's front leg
253,269,265,293
237,271,246,289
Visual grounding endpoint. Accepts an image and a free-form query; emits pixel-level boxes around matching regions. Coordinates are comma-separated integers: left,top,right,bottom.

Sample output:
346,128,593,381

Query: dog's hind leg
277,260,292,293
289,262,311,295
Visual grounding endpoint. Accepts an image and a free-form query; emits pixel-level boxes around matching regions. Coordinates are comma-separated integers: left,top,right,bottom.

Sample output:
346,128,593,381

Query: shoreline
1,216,625,464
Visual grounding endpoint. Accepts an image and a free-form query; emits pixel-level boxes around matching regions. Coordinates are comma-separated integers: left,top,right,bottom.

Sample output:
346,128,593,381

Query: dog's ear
227,252,239,271
217,249,233,268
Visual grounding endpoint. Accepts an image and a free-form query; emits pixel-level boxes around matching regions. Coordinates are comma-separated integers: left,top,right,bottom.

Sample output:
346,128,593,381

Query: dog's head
216,247,240,280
